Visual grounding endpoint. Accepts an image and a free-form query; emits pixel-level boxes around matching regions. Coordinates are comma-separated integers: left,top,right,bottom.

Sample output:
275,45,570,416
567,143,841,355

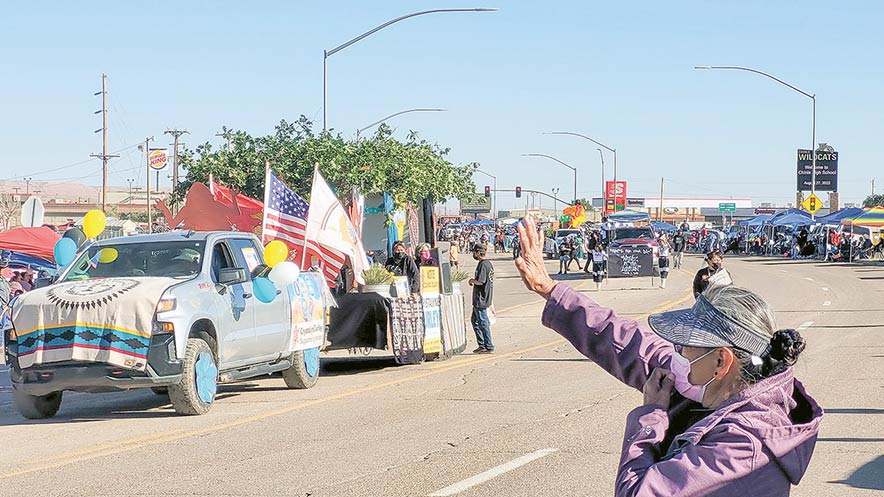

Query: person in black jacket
692,250,730,299
385,241,420,294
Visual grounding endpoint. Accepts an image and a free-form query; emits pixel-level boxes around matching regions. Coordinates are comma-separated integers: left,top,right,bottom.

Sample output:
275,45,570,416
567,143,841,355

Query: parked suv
4,231,328,419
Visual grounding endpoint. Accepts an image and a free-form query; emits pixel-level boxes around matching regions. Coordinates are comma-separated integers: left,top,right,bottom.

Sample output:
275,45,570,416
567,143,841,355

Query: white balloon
268,261,300,288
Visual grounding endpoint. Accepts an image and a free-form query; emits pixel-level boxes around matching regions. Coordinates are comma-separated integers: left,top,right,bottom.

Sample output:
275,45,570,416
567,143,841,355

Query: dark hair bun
769,329,806,367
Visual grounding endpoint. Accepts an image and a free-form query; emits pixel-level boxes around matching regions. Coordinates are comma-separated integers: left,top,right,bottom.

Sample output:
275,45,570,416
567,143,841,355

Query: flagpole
209,172,215,195
261,162,271,245
300,165,319,270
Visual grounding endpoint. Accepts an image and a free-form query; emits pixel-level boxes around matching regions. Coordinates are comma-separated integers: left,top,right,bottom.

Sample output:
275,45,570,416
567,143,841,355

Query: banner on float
287,273,326,351
608,245,654,277
421,295,442,354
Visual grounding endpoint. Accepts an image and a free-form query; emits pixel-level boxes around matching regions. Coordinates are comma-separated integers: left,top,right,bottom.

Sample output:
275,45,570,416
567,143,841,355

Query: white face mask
670,349,717,403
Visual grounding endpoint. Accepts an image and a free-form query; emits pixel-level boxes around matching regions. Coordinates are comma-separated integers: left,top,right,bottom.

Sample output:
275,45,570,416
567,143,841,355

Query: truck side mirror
218,268,248,286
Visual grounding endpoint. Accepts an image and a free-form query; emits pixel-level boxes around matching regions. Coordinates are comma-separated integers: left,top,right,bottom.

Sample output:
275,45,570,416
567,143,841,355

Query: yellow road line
1,288,691,480
23,429,184,465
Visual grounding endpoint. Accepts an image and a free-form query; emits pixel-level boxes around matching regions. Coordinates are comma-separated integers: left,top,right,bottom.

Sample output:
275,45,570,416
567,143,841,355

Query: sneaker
472,347,486,353
476,348,494,354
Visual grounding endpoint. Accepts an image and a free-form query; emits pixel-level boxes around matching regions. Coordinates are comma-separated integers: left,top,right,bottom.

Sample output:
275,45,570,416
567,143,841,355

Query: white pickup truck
4,231,330,418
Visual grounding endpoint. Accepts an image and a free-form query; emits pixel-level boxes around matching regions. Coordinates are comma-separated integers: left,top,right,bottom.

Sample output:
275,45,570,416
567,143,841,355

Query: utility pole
139,137,154,231
164,128,189,212
91,74,119,212
215,131,233,151
873,179,876,196
658,177,665,222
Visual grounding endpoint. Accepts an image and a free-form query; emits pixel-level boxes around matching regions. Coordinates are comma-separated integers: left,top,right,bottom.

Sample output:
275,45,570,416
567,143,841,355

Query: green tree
862,193,884,208
176,117,477,206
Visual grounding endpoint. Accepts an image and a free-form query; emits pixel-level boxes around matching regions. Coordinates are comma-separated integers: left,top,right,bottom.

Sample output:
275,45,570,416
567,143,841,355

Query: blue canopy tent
816,207,864,226
650,221,677,232
465,218,495,226
772,212,815,227
607,209,651,223
768,208,811,224
740,214,773,227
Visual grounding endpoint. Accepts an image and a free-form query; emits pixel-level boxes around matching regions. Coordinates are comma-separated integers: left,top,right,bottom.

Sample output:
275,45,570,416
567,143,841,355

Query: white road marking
779,270,787,273
821,287,829,291
428,448,558,496
804,277,814,282
823,301,831,306
798,321,814,330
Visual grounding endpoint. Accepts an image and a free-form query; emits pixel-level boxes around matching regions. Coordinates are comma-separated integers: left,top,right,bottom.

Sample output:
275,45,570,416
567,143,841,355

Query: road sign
797,149,838,191
20,196,45,228
149,149,168,171
459,195,491,213
802,193,823,214
718,202,736,212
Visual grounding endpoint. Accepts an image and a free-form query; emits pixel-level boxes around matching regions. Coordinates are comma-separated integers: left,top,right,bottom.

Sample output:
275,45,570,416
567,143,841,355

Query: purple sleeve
616,407,759,497
541,283,673,391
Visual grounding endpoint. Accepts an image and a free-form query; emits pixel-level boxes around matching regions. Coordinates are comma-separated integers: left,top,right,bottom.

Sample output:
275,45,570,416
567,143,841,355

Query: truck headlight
157,298,177,313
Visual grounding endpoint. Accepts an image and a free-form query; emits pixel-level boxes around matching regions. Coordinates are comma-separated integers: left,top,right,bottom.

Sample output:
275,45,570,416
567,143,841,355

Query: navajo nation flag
261,170,345,286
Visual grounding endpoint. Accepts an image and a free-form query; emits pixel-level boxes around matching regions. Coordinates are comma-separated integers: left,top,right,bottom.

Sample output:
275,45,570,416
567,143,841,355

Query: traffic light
484,185,491,197
515,186,522,198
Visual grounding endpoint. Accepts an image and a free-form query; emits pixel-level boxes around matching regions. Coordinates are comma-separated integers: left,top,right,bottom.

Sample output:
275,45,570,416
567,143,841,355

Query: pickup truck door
210,240,257,368
227,238,290,361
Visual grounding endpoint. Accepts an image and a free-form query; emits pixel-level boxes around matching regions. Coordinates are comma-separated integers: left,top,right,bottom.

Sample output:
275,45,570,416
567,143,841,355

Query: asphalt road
1,252,882,496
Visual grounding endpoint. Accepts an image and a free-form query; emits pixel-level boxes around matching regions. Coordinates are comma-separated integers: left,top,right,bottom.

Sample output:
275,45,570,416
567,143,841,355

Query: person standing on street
590,244,607,291
658,235,671,289
693,250,731,299
469,245,494,354
513,216,822,497
558,239,572,275
672,229,686,268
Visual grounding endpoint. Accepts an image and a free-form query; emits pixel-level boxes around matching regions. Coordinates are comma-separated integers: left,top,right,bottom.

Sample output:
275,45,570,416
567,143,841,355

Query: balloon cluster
53,210,107,267
253,240,301,303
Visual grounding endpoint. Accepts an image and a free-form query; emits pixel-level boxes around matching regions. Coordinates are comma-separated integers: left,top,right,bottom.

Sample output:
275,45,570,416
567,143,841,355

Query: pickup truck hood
11,277,178,371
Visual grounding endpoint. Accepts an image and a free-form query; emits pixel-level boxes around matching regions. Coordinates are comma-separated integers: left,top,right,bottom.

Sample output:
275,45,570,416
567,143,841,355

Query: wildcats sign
797,149,838,191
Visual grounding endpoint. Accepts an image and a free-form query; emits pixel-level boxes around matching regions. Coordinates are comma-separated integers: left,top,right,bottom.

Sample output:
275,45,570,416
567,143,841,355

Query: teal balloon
53,238,78,266
253,277,277,303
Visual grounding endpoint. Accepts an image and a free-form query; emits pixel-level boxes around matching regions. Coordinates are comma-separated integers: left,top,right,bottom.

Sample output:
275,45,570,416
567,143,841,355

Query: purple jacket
542,284,823,497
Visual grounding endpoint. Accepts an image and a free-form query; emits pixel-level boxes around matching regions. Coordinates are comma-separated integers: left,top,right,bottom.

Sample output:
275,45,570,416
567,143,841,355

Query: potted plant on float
450,269,470,295
361,264,395,298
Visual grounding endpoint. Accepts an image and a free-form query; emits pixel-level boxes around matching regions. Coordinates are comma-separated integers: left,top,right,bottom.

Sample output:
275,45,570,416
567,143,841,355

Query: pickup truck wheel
168,338,217,415
282,347,320,389
13,389,63,419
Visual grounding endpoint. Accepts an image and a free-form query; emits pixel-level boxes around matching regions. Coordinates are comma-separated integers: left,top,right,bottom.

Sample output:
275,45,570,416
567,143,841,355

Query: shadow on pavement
824,408,884,415
828,455,884,491
0,393,175,426
320,357,399,377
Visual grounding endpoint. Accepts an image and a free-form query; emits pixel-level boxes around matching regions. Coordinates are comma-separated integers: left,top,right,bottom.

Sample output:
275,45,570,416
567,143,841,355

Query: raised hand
514,216,557,299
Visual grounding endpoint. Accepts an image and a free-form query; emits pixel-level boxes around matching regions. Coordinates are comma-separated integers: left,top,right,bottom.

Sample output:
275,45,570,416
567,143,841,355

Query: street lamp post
545,132,617,184
522,153,577,205
24,177,32,196
597,148,605,211
551,187,560,214
356,108,447,140
322,8,496,132
694,65,817,217
474,168,497,219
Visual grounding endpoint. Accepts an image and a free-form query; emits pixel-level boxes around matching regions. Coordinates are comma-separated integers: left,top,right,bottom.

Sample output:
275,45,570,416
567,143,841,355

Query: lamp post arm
327,8,497,57
357,108,446,136
693,66,814,99
522,153,576,171
544,131,615,153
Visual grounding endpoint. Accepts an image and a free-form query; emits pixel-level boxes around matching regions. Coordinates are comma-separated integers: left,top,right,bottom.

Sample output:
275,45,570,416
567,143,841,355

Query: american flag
262,171,345,286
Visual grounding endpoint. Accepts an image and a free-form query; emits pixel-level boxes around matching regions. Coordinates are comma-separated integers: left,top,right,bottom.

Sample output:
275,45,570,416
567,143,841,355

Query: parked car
544,228,582,259
4,231,328,419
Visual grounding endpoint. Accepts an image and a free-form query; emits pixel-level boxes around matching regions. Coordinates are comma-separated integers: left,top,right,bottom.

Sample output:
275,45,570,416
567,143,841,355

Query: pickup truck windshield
614,228,654,240
62,241,207,281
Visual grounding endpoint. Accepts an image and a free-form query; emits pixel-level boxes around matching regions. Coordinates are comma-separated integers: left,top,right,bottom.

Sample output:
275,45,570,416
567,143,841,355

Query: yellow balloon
264,240,288,268
98,248,118,264
83,210,107,239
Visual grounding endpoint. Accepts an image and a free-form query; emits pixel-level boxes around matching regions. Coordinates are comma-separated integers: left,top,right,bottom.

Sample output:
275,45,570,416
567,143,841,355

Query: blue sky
3,1,882,211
